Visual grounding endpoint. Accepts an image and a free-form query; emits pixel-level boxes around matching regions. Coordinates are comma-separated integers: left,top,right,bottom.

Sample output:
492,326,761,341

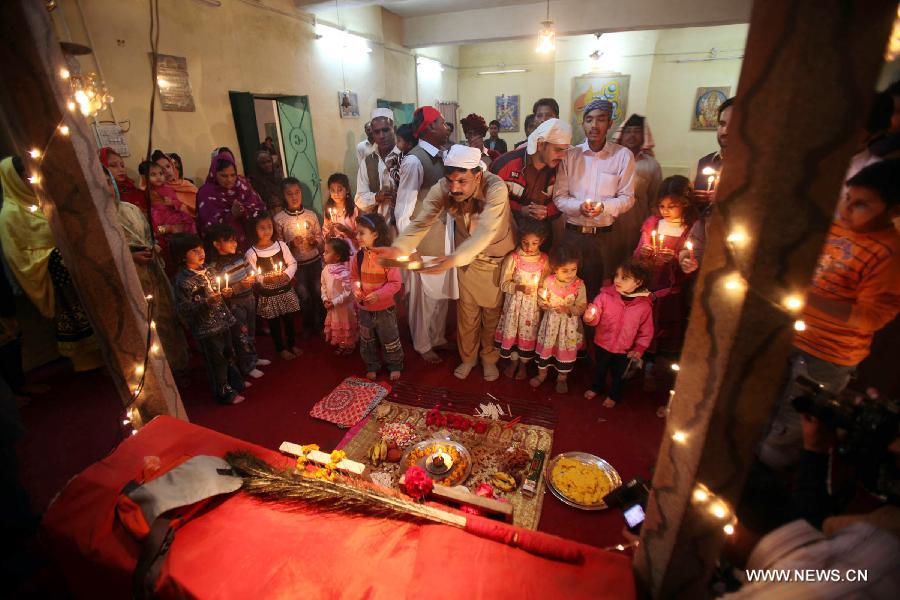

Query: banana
379,440,388,461
492,471,517,492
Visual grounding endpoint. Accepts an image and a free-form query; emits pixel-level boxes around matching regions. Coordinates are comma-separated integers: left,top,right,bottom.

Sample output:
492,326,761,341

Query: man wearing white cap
394,106,452,365
355,108,401,224
491,118,572,244
553,99,635,299
377,145,516,381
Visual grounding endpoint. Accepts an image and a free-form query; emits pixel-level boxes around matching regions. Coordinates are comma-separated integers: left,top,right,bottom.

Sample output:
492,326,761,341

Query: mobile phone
623,503,645,534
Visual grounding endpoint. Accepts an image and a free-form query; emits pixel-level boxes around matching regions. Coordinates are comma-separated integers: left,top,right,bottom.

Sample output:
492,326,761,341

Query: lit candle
257,267,262,277
658,233,665,251
584,304,598,321
304,221,310,232
216,276,221,293
539,288,549,302
686,240,695,260
224,273,230,290
707,175,715,192
396,255,410,262
651,230,657,252
329,208,336,223
584,198,593,211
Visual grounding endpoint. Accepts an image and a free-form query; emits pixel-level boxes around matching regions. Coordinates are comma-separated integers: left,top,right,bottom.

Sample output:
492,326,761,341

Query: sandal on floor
584,390,598,400
389,371,402,381
602,398,617,408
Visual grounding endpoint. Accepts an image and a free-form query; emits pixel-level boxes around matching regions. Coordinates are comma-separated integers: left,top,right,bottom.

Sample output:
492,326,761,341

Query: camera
791,375,899,501
603,477,650,533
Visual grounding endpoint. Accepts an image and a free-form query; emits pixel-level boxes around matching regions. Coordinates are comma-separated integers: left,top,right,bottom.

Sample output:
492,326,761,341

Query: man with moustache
553,99,635,299
354,108,401,224
379,145,515,381
694,96,733,206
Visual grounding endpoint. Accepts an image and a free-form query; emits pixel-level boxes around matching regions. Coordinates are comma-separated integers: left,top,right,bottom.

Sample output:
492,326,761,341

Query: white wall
455,24,749,175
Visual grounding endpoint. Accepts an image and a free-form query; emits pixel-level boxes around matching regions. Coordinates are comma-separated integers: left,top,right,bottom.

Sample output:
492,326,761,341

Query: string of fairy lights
655,174,811,538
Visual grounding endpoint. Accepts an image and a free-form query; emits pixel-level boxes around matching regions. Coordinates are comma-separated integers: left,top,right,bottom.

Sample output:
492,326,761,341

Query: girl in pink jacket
583,258,654,407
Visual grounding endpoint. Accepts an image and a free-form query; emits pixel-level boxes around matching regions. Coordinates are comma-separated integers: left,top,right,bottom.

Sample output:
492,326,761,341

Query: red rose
474,422,487,434
403,466,433,501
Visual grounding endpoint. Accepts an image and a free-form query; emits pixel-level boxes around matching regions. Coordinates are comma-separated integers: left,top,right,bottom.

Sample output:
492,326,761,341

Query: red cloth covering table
42,416,636,599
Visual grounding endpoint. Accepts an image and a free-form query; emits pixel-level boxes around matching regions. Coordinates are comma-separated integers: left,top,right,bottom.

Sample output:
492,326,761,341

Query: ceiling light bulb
536,21,556,54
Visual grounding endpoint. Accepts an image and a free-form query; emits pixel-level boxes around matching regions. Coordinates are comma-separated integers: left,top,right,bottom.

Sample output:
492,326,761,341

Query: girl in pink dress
494,219,549,380
321,238,358,355
139,161,196,273
531,244,587,393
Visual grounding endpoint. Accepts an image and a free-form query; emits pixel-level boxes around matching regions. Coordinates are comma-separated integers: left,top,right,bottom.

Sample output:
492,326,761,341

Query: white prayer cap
370,108,394,122
526,118,573,154
444,145,482,169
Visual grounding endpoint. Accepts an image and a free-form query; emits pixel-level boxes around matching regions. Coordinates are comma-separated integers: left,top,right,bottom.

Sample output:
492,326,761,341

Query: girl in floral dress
321,238,358,355
494,219,549,380
531,244,587,393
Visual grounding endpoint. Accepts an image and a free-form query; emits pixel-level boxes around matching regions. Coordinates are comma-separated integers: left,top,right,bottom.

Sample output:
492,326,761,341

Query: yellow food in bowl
551,457,611,505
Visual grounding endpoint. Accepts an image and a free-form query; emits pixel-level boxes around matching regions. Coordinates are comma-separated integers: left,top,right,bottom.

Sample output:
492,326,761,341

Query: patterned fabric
309,376,390,428
249,244,301,320
173,267,236,339
48,249,102,370
321,262,357,349
534,275,587,372
213,254,255,299
273,208,322,264
495,251,547,360
491,148,559,217
196,152,265,249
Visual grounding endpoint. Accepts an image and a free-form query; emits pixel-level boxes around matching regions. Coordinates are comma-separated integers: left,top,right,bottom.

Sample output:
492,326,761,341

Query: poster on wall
571,73,630,145
151,53,195,112
495,95,519,132
339,91,360,118
691,87,731,130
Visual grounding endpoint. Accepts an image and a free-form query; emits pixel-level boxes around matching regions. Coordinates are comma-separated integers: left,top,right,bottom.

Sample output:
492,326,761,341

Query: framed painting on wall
691,87,731,130
571,73,630,145
339,91,360,118
495,95,519,132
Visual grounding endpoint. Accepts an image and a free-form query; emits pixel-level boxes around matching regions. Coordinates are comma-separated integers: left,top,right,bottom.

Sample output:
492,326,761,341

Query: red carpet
16,313,668,551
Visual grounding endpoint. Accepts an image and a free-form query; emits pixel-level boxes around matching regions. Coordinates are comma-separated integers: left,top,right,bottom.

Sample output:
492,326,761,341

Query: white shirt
725,519,900,599
395,139,442,233
553,140,635,227
244,241,297,279
354,146,400,221
355,140,375,164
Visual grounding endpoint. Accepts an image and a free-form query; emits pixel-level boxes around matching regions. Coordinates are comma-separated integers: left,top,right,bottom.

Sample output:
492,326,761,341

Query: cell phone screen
624,504,645,529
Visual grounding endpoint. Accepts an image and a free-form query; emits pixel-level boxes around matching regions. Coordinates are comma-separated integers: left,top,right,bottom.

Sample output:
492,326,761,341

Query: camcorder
791,375,899,502
603,477,651,533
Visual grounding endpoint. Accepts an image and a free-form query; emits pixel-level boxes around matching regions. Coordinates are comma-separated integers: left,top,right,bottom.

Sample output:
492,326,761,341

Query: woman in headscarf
0,156,103,372
249,149,284,214
99,147,149,213
152,150,197,218
103,165,189,372
196,151,265,249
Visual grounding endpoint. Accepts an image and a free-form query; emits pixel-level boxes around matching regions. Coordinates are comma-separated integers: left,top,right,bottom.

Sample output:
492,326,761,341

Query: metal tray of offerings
401,439,472,487
546,451,622,510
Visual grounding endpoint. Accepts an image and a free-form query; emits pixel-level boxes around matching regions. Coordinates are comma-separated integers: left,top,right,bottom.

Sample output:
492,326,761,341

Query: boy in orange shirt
759,159,900,470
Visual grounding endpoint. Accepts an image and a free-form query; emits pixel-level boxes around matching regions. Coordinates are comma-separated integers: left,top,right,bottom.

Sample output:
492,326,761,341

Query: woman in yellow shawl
0,156,103,372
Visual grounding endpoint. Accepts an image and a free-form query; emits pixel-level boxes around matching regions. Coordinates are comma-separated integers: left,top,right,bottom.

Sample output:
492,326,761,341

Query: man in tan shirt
375,145,516,381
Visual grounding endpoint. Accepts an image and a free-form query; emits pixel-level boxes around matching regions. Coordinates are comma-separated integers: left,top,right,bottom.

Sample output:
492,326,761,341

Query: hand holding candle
216,276,222,293
584,304,598,322
686,240,695,260
224,273,230,291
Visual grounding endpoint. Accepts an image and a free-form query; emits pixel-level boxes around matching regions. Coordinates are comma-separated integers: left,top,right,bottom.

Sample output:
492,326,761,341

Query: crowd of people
1,79,899,595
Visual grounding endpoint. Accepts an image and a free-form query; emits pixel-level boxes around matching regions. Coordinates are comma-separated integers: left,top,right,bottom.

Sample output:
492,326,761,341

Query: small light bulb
783,294,804,311
693,487,709,503
726,229,748,245
672,430,688,444
131,429,138,435
615,544,625,551
67,101,77,112
59,68,70,79
29,148,41,159
123,419,130,426
710,502,728,519
723,523,735,535
59,125,70,136
670,363,680,372
150,320,157,329
145,294,154,301
29,205,39,213
151,343,160,353
135,365,144,375
27,174,40,184
793,320,807,332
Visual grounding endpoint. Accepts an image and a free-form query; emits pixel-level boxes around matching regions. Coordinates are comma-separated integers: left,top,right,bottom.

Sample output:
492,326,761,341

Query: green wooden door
276,96,322,218
228,91,260,175
377,99,415,126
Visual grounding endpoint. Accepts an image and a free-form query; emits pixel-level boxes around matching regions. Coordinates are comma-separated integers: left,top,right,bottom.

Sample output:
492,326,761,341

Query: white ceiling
300,0,541,19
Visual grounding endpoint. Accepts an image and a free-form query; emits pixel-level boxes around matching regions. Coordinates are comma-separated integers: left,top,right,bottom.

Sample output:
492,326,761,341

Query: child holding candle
494,219,550,380
170,233,245,405
351,213,403,381
530,243,587,393
320,238,358,355
274,177,325,338
323,173,358,254
206,224,266,379
633,176,700,395
583,258,655,408
245,212,302,360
